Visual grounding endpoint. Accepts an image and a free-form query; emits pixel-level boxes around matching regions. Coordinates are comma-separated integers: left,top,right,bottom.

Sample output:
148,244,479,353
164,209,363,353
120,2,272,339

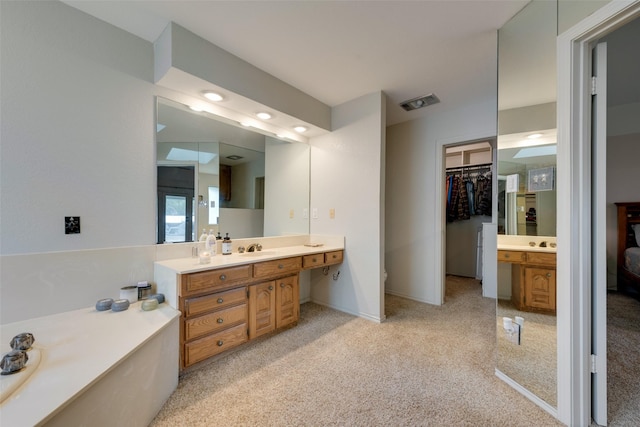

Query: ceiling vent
226,155,244,161
400,93,440,111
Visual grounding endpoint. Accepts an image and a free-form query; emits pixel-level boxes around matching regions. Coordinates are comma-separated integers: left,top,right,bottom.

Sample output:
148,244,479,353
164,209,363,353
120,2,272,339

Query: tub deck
0,301,180,426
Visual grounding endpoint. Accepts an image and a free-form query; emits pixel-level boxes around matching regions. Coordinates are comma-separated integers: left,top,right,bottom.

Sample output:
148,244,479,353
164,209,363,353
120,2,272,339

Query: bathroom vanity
498,245,556,313
155,236,344,369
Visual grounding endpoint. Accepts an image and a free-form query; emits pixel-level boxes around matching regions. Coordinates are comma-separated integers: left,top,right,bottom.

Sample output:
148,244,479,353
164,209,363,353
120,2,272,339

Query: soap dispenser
222,233,232,255
205,229,217,256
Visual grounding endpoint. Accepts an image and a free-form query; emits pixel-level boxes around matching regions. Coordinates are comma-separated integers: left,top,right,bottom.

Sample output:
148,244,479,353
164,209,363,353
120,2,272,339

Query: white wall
386,96,498,305
0,1,163,323
309,92,386,322
0,1,156,255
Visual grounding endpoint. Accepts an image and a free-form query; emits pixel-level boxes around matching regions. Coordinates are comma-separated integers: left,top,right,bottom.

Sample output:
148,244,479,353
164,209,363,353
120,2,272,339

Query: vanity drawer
527,252,556,266
324,250,343,265
498,250,526,263
184,303,247,341
183,287,248,317
182,264,252,295
302,253,325,269
253,256,302,279
184,323,248,366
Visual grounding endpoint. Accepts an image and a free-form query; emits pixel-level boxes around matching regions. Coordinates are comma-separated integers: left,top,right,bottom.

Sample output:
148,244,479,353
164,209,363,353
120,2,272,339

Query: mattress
624,247,640,277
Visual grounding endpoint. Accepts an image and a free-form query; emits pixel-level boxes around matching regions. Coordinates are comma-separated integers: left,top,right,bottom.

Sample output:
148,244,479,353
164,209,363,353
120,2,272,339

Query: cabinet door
524,267,556,311
249,281,276,339
276,275,299,328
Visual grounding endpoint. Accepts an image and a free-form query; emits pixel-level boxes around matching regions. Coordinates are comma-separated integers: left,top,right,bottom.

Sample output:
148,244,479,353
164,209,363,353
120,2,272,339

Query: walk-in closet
445,141,493,280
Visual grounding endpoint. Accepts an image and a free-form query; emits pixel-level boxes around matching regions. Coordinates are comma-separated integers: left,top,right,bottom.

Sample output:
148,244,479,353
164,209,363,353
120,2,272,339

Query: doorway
443,139,495,300
157,165,195,244
556,2,640,425
593,16,640,426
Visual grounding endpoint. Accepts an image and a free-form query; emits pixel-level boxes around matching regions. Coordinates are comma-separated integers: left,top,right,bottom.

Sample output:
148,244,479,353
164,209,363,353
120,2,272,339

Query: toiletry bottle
199,229,208,242
222,233,232,255
206,229,217,256
216,232,222,241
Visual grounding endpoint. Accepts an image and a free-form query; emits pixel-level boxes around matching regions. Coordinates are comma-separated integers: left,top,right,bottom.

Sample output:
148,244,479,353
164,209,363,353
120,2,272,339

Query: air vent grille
400,93,440,111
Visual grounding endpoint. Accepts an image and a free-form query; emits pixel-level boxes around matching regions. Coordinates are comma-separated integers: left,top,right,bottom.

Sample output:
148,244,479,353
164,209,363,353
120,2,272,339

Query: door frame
556,1,640,425
437,136,497,304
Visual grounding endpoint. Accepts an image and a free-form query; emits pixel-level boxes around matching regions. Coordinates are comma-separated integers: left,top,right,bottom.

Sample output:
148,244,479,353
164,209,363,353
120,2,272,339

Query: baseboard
495,369,558,420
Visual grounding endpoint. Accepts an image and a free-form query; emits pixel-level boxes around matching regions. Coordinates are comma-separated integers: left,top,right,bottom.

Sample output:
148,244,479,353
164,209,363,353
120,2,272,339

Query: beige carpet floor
606,291,640,426
496,299,557,407
151,276,562,426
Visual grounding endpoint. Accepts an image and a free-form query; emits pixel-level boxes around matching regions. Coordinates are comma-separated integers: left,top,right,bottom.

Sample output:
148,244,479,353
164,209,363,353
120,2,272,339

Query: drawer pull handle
280,282,285,288
312,257,317,262
546,273,552,278
278,264,284,269
217,340,224,347
332,254,337,259
217,298,224,304
219,274,227,280
269,285,273,291
217,318,224,324
505,253,510,258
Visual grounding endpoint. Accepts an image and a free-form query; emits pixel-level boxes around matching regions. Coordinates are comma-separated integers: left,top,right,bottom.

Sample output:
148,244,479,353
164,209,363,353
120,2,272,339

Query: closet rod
446,162,493,172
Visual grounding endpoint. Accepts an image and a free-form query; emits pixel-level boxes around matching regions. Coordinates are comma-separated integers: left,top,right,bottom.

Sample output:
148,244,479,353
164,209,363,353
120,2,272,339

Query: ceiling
62,0,529,126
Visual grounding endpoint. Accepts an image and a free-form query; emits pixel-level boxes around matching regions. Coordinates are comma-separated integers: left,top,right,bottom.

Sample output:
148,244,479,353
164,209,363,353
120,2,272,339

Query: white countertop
497,244,557,253
155,243,344,274
0,302,180,426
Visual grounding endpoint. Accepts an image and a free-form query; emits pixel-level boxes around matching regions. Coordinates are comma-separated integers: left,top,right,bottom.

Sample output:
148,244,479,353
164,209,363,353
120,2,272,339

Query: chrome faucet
247,243,262,252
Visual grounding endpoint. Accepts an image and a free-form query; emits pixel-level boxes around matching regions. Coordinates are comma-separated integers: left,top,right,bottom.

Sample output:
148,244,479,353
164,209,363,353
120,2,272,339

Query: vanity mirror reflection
496,0,558,410
156,97,310,244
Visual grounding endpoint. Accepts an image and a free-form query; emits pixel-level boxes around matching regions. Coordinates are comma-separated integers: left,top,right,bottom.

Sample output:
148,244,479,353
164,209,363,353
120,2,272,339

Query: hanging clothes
457,176,470,220
465,179,476,216
475,172,492,216
446,166,491,221
447,175,460,222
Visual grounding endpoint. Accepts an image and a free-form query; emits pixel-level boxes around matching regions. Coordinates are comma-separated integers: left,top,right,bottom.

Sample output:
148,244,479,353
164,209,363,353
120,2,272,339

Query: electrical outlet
312,208,318,219
303,208,308,219
65,216,81,234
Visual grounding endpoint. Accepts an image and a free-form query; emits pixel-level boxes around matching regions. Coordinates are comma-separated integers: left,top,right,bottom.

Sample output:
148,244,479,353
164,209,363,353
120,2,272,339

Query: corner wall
386,97,498,305
309,92,386,321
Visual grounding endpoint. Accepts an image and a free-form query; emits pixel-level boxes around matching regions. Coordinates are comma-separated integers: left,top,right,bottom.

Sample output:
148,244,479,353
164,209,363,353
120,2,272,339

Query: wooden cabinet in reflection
499,250,556,313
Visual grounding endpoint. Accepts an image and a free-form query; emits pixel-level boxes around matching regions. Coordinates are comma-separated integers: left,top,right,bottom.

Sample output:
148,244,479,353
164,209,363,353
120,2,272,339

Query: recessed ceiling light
188,105,204,112
294,126,307,133
256,112,272,120
202,91,223,101
240,121,252,127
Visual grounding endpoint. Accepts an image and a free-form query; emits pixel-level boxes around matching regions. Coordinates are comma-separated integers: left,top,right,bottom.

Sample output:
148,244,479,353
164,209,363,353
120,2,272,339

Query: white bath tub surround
0,302,180,427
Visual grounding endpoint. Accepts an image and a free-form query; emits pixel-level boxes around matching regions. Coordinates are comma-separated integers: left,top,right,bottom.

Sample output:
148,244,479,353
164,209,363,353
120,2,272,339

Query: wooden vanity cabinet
275,275,299,329
498,250,557,313
249,281,276,339
302,250,344,269
182,286,249,367
179,255,311,369
248,274,300,339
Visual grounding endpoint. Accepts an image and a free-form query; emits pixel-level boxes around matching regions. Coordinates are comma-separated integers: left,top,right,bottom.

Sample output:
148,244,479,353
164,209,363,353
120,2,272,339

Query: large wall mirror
496,0,558,410
156,97,310,244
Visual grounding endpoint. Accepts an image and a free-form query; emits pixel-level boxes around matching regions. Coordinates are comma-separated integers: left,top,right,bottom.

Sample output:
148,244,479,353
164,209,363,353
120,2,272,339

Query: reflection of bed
616,202,640,297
